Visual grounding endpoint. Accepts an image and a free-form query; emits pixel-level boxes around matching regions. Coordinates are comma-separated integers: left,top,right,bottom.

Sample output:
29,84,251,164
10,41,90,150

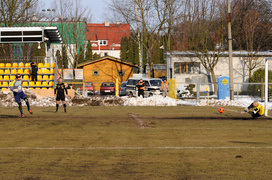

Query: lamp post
228,0,234,100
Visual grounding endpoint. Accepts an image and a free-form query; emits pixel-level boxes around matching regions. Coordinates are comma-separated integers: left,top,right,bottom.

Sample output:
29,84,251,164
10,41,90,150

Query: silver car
119,81,127,96
126,78,162,97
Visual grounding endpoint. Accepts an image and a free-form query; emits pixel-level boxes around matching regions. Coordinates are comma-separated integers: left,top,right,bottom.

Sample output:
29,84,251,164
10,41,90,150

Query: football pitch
1,106,272,179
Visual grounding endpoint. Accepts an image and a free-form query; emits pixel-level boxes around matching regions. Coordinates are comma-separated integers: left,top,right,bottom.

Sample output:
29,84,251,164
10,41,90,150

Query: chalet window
117,70,124,76
174,62,200,74
99,40,108,46
92,70,100,76
104,52,108,56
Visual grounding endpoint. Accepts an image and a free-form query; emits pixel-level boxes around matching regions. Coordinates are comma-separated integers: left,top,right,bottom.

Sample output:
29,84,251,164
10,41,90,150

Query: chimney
116,21,121,25
103,21,110,26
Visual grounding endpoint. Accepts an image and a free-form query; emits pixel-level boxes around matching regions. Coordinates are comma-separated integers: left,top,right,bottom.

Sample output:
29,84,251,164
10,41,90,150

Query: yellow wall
83,59,134,91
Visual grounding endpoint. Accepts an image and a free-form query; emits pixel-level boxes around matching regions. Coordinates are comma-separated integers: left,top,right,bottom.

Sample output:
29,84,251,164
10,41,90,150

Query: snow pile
122,96,177,106
71,95,124,106
177,85,193,97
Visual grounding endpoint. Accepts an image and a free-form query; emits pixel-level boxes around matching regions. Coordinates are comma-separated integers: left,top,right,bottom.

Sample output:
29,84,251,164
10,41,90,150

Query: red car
80,82,95,95
100,82,115,95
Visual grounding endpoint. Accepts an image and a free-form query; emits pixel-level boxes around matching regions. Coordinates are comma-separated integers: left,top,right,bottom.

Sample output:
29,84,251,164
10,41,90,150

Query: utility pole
135,4,142,74
228,0,234,100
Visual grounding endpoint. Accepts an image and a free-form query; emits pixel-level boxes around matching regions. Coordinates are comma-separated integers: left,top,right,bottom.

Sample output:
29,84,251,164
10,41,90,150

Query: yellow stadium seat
49,75,54,80
29,81,35,87
49,81,54,86
0,69,4,74
35,81,42,86
10,75,15,80
43,69,50,74
9,82,13,87
4,75,9,80
25,63,31,68
43,75,49,80
42,87,47,89
51,63,56,68
19,63,24,68
44,63,50,68
17,69,23,74
22,81,28,87
2,82,8,87
38,63,43,68
5,63,11,68
0,63,4,68
0,82,1,86
23,75,29,80
48,87,53,89
4,69,10,74
50,69,55,74
12,63,18,68
42,81,48,86
0,76,2,80
35,87,40,89
37,75,42,80
11,69,17,74
24,69,30,74
38,69,43,74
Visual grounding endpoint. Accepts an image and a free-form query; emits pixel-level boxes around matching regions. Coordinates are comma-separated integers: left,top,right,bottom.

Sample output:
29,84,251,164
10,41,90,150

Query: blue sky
39,0,111,23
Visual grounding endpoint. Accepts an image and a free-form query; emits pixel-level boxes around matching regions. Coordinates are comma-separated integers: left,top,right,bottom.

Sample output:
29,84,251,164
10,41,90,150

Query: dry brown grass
0,106,272,179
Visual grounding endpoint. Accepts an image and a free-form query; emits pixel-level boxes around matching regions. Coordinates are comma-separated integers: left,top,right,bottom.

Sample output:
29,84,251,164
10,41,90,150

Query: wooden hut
77,56,138,91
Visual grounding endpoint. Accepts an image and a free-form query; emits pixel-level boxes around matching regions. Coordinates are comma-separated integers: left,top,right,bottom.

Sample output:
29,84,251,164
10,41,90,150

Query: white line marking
0,146,272,150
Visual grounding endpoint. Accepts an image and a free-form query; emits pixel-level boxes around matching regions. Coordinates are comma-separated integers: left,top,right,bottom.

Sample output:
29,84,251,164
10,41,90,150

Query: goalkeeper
10,74,33,118
54,77,68,112
244,100,264,119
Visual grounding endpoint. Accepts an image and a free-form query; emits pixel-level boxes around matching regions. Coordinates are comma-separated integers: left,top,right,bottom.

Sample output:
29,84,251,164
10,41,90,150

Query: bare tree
230,0,272,79
179,0,225,94
109,0,182,76
0,0,38,27
53,0,91,80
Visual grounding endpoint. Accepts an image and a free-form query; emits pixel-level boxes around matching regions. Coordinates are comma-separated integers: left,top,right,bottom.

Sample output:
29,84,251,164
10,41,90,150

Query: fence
183,82,272,102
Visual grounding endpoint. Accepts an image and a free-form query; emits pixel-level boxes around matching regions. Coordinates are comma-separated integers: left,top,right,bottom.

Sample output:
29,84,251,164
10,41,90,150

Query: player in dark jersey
54,77,68,112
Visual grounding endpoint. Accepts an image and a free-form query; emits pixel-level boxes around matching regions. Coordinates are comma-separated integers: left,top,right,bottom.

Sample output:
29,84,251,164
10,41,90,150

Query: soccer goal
264,57,272,116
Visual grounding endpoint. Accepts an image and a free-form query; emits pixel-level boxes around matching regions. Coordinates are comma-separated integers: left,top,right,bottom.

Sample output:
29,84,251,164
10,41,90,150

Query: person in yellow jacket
244,100,264,119
161,79,169,97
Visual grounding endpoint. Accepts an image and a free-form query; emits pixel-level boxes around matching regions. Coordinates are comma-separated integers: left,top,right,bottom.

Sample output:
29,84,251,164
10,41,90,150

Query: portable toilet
218,76,230,100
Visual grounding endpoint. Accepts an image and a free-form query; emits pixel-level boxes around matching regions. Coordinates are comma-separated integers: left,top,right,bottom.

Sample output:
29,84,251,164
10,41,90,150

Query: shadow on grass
0,115,19,118
230,141,268,145
159,116,272,121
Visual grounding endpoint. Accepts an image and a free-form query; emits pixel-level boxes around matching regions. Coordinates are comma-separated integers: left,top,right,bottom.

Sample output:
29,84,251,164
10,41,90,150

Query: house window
104,52,108,56
99,40,108,46
92,70,100,76
174,62,200,74
117,70,124,76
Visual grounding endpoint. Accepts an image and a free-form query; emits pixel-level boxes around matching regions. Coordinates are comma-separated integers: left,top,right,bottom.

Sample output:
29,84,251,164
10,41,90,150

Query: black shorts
56,94,65,101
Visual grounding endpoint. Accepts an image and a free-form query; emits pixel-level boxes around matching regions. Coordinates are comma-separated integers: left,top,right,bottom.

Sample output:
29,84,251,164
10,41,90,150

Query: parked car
100,82,115,95
119,81,127,96
126,78,162,97
80,82,95,95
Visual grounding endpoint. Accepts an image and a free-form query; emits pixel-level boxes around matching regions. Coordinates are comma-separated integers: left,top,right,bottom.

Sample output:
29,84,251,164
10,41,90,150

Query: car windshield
102,83,114,87
150,80,162,86
121,83,127,87
85,82,93,87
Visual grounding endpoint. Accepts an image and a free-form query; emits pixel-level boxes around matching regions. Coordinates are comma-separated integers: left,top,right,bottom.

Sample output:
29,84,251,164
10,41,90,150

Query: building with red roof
86,22,130,59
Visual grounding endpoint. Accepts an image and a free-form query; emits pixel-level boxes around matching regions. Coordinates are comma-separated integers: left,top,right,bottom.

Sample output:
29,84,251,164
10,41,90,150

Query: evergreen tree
93,53,98,60
78,47,85,64
85,40,93,61
56,50,62,68
62,45,69,68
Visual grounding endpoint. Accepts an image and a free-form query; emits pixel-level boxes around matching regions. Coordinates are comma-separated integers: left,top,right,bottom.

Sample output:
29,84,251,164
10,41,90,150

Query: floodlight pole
265,58,272,116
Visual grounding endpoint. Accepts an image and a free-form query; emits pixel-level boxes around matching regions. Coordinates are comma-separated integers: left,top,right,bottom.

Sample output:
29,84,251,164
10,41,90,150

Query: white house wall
168,52,272,93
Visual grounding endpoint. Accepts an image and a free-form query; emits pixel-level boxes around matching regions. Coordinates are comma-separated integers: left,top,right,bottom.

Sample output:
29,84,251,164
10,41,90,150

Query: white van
126,77,162,97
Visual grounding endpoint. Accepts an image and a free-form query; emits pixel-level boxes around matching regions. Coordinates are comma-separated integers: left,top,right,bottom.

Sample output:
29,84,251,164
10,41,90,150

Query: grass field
1,106,272,179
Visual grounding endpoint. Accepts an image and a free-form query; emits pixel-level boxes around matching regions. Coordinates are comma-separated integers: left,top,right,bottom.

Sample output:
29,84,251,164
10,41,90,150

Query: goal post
265,57,272,116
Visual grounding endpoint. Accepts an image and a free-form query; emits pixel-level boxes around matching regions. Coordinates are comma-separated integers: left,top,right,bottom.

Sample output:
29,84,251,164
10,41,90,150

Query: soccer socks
63,104,67,112
24,98,30,111
18,102,23,115
56,104,59,112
